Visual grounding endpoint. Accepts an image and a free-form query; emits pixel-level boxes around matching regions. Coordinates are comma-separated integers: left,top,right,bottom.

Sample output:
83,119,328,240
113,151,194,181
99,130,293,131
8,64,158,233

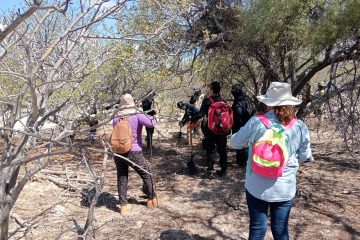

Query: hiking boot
202,171,215,179
147,197,161,208
215,170,226,177
120,204,132,215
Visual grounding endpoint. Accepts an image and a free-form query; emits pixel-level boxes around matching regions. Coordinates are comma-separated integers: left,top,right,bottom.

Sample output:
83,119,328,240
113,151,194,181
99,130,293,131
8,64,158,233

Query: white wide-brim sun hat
118,93,140,116
257,82,302,106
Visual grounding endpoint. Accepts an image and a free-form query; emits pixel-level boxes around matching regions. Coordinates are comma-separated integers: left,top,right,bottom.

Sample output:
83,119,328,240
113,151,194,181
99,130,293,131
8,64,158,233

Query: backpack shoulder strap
258,114,297,130
257,114,272,128
284,118,297,130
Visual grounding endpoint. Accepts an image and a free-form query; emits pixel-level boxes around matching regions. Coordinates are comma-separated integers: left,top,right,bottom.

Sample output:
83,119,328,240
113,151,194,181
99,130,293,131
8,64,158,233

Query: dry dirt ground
7,120,360,240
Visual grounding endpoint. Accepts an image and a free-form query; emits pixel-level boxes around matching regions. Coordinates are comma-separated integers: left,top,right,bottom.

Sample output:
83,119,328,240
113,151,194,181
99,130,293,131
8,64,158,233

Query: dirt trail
8,122,360,240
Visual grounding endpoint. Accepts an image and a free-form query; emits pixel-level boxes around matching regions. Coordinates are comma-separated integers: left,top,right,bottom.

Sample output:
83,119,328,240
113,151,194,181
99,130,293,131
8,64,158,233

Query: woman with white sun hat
231,82,313,240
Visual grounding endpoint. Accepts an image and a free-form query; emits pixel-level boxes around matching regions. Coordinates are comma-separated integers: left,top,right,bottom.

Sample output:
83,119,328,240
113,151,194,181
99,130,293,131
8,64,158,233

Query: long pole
86,147,152,175
148,128,158,202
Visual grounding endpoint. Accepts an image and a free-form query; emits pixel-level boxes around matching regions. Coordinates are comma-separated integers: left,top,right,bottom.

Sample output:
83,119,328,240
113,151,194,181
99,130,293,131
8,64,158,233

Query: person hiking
112,93,160,215
176,87,203,137
189,87,204,109
231,84,255,167
177,101,203,174
200,81,230,177
230,82,313,239
177,101,203,130
141,90,156,148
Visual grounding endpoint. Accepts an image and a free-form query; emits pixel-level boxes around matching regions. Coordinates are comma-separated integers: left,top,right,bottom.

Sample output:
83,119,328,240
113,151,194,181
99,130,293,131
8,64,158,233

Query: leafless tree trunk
0,0,181,238
0,1,131,239
79,141,109,239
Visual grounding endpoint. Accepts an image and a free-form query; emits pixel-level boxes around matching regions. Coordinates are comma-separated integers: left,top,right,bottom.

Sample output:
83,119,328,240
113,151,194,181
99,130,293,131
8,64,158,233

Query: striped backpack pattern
250,114,297,178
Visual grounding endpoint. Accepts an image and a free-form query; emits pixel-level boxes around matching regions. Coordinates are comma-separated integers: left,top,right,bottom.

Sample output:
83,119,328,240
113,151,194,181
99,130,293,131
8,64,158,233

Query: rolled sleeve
298,123,314,162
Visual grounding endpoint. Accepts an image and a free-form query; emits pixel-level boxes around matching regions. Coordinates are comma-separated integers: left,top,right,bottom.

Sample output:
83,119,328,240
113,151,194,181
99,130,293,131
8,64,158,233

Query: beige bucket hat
118,93,139,116
257,82,302,106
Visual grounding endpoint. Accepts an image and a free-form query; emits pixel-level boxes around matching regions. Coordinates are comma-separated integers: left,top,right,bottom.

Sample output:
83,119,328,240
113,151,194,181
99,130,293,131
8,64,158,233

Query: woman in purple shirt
113,93,159,215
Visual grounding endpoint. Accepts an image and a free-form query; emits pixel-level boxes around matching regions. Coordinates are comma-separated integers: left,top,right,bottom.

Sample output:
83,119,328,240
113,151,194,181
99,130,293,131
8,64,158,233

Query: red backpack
207,97,233,134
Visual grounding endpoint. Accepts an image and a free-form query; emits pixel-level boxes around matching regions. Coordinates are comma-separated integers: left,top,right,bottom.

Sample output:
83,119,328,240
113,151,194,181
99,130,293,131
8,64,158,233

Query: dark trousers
246,190,293,240
145,127,154,147
236,148,248,167
205,133,227,172
114,151,156,205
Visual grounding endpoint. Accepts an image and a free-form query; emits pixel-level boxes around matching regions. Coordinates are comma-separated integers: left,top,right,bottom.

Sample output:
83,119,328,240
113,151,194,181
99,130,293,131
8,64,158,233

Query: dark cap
177,101,184,109
193,87,201,96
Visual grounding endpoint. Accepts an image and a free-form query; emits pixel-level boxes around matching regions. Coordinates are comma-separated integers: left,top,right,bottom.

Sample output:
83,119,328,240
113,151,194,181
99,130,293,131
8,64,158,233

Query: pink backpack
250,114,297,178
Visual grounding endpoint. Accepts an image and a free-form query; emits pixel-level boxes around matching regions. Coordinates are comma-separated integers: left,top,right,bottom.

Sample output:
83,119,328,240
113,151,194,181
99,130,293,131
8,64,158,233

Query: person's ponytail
273,106,295,125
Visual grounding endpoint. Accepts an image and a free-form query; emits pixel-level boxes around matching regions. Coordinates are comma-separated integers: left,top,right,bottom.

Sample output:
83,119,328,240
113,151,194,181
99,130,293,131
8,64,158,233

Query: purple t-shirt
113,114,155,152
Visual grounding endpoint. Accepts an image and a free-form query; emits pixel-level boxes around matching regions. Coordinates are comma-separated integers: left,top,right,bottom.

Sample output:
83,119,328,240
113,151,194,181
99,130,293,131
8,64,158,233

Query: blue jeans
246,190,293,240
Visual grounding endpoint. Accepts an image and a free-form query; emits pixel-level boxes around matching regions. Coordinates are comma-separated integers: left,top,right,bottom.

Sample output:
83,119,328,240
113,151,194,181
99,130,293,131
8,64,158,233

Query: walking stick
148,126,160,207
